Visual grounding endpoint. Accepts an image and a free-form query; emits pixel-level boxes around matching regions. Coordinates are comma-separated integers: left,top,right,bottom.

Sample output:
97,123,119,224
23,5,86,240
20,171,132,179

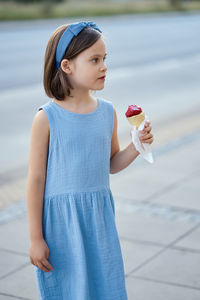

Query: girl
26,21,153,300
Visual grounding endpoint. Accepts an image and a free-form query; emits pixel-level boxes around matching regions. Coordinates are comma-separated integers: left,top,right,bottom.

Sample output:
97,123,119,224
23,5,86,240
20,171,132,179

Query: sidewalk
0,129,200,299
113,133,200,299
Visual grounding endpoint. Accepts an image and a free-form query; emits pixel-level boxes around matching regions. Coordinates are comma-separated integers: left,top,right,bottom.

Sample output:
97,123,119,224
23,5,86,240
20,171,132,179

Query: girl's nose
100,62,107,72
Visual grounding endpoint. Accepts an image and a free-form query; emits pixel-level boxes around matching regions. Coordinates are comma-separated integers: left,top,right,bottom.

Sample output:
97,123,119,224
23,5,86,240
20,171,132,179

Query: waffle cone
127,111,145,129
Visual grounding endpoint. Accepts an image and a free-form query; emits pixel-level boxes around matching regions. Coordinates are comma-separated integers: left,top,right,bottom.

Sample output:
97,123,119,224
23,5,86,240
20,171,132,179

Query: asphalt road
0,12,200,174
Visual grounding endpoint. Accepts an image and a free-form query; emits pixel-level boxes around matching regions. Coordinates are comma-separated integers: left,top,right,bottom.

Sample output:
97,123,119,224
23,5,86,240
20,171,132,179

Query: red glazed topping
125,105,142,117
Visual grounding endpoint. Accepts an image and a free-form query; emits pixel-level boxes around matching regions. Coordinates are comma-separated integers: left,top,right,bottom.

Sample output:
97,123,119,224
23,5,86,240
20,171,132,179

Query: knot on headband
56,21,102,69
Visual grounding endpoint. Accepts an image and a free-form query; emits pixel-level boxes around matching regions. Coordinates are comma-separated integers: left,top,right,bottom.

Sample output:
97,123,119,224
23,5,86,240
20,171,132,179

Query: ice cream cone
127,111,145,129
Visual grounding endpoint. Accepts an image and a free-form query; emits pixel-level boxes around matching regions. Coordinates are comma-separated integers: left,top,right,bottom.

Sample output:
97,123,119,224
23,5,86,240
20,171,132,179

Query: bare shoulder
31,109,50,137
34,109,49,128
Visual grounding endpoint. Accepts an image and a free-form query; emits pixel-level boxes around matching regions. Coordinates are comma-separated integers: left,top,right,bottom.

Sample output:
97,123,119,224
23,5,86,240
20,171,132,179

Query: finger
37,261,51,272
144,133,153,140
143,137,154,144
140,123,147,134
139,128,146,134
144,120,150,127
42,259,54,271
140,125,151,134
145,126,152,133
143,126,152,133
140,134,153,141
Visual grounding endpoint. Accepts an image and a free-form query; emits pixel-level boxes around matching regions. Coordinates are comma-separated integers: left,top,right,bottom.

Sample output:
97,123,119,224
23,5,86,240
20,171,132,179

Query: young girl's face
62,37,107,92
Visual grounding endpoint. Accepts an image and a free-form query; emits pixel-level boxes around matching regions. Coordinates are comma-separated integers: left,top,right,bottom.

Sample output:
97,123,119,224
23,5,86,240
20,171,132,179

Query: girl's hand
139,121,154,144
29,238,54,272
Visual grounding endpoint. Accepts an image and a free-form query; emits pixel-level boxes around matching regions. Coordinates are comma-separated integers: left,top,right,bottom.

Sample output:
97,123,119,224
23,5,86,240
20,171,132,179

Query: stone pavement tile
174,225,200,251
0,177,26,210
115,211,193,245
151,138,200,177
0,263,37,300
0,248,29,279
126,276,200,300
110,161,194,202
153,176,200,210
158,138,200,172
111,171,161,201
133,247,200,289
111,155,182,183
111,138,200,201
0,215,29,254
120,238,162,274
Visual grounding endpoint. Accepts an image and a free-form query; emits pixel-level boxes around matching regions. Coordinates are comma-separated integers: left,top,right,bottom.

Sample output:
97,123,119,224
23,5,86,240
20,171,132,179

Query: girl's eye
92,57,107,63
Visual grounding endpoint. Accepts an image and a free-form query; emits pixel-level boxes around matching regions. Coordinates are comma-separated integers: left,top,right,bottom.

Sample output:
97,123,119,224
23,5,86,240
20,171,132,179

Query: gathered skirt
34,187,128,300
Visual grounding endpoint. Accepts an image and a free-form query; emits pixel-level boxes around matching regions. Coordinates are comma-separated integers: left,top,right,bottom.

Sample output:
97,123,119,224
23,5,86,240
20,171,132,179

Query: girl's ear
60,59,73,75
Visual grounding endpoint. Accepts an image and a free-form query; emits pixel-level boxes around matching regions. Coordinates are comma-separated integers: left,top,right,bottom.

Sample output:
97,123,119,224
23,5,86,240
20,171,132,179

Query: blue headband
55,21,102,69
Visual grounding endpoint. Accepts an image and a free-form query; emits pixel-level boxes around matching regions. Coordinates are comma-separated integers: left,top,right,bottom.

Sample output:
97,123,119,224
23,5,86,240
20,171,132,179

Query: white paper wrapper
130,114,154,163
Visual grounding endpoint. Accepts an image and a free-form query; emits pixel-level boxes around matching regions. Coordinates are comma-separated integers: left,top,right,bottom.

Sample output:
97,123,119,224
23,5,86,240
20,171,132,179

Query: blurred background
0,1,200,299
0,0,200,21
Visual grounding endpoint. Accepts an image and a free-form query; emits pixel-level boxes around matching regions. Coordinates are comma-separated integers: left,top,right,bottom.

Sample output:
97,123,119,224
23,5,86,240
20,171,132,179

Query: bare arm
110,107,153,174
26,109,49,241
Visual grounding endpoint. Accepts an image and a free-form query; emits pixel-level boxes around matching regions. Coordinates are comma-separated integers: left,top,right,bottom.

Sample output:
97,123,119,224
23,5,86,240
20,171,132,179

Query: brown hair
43,24,103,101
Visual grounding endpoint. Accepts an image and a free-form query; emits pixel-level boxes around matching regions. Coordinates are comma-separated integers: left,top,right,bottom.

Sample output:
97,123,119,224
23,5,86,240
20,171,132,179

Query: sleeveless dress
33,97,128,300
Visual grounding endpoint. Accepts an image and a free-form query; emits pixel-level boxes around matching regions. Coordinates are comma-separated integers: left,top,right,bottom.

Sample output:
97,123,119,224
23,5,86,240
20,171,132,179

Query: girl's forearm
110,142,140,174
26,179,45,241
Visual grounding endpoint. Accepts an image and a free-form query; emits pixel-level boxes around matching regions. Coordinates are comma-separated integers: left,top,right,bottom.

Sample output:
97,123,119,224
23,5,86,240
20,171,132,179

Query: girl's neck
52,95,98,114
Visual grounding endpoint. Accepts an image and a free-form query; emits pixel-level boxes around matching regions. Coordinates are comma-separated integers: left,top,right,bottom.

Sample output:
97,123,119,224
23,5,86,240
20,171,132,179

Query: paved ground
0,110,199,299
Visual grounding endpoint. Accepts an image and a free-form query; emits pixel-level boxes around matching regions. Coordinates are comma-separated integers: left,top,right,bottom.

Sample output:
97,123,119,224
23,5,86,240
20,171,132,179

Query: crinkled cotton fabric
33,98,128,300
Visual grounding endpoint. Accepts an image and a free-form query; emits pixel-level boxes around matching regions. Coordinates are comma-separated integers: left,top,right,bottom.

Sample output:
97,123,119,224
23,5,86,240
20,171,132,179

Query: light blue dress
33,98,128,300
